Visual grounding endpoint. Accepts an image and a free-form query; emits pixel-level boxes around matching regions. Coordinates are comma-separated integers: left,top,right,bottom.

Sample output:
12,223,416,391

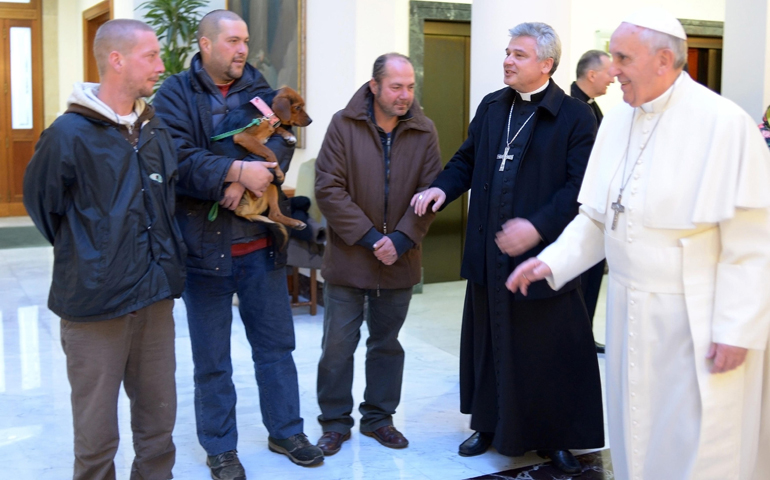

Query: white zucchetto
622,7,687,40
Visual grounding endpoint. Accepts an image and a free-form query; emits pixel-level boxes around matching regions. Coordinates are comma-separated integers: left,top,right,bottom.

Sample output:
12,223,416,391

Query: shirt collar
517,79,550,102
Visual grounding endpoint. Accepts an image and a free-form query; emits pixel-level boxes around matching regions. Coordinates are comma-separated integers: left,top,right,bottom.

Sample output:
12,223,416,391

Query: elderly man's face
503,36,553,92
202,19,249,84
608,23,662,107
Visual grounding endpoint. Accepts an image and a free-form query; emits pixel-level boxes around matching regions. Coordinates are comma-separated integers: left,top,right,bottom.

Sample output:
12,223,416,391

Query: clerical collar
640,71,686,114
517,79,550,101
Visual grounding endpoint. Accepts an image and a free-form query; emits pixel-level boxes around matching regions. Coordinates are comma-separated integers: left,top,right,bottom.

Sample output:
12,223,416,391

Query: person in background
571,48,615,354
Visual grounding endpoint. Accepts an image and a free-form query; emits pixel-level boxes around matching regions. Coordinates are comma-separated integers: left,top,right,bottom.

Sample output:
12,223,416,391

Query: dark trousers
61,299,177,480
317,283,412,434
183,247,303,456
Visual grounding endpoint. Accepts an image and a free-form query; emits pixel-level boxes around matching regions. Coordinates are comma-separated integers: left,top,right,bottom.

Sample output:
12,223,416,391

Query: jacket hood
341,82,433,132
66,82,148,126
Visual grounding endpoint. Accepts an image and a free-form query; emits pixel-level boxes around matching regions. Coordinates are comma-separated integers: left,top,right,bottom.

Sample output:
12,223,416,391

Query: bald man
154,10,323,478
24,19,185,480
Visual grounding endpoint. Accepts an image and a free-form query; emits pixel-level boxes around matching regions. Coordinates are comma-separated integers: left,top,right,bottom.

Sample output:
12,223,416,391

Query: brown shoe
316,431,351,456
362,425,409,449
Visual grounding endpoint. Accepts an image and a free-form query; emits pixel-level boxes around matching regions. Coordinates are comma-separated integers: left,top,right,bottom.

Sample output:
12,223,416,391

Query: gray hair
509,22,561,75
636,27,687,69
372,53,412,84
576,50,610,79
94,19,155,76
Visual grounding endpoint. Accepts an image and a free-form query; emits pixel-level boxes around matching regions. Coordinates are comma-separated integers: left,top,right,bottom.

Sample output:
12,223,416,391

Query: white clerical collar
517,79,550,101
640,71,686,114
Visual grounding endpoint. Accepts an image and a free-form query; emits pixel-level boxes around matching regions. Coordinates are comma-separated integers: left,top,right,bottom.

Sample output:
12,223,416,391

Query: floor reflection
0,227,610,479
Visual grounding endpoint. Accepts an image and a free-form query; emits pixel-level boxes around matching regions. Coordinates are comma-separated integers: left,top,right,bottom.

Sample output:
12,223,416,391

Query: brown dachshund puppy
212,87,312,250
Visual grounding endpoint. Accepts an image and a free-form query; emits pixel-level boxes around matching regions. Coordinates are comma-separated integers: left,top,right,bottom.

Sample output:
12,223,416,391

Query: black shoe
268,433,324,467
206,450,246,480
595,342,605,354
537,449,582,474
458,431,493,457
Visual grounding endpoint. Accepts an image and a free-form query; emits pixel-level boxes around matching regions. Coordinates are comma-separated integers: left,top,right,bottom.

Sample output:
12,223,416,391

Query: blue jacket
23,103,186,321
153,54,294,275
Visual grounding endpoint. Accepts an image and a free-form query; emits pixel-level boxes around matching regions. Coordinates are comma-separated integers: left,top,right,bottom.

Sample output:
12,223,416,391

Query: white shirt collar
517,79,550,101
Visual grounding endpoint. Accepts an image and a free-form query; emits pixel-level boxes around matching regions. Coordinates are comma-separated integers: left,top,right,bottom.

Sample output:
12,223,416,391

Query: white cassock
538,72,770,480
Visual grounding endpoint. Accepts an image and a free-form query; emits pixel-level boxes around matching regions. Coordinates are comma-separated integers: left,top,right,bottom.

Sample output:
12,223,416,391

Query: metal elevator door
420,20,470,284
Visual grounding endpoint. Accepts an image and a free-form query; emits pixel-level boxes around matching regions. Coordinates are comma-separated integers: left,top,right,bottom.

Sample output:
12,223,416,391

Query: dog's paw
283,135,297,145
294,222,307,230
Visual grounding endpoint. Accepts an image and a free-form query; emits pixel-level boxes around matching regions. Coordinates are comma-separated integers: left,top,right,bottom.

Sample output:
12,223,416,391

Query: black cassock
434,82,604,456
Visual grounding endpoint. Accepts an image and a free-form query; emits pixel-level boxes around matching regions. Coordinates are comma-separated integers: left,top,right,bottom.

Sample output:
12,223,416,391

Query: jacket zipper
378,132,393,298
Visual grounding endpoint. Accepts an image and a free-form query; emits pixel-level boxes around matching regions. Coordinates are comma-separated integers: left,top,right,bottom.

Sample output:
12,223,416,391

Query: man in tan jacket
314,53,442,456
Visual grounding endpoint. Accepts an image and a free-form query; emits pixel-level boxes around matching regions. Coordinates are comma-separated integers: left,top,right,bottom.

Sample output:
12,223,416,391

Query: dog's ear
272,96,292,123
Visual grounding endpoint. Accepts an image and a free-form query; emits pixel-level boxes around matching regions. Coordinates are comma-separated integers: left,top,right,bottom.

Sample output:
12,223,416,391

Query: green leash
208,203,219,221
210,117,263,142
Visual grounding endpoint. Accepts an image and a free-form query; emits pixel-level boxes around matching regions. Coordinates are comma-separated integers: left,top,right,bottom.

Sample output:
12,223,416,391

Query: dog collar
250,96,281,128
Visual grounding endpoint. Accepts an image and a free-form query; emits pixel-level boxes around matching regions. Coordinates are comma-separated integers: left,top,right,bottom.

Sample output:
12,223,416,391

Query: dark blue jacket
432,81,597,299
153,54,293,275
23,104,187,321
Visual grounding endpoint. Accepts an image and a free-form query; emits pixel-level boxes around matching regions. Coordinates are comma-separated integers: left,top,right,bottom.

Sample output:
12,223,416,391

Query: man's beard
376,91,410,117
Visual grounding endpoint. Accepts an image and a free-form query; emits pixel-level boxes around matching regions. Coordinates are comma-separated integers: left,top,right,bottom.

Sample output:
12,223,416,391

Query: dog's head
272,87,312,127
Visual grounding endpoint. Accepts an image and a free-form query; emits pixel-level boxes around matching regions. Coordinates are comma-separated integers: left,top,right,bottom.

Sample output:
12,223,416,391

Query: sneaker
206,450,246,480
268,433,324,467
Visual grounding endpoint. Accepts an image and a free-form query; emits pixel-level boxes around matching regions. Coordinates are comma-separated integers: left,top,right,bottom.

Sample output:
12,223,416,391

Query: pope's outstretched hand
506,258,552,296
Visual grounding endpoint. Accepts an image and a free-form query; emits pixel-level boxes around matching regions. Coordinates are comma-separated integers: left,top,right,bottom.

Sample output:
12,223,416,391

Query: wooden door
420,20,471,284
0,0,44,216
687,36,722,93
83,1,111,84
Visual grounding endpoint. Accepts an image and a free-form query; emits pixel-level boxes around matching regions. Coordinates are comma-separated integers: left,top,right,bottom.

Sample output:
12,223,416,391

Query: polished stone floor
0,217,609,479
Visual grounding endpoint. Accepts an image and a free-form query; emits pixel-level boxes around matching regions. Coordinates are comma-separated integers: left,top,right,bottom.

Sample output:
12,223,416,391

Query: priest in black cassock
570,49,615,354
412,22,604,474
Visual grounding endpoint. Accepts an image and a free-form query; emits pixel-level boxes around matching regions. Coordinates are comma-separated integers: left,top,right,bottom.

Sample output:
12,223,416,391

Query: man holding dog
24,19,185,479
313,53,442,455
154,9,323,478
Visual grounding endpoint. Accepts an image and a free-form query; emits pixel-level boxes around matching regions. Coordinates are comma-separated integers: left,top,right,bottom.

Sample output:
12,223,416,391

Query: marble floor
0,217,609,479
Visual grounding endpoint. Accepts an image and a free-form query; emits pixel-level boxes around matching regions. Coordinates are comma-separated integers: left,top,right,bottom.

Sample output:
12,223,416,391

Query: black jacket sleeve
23,124,76,245
430,100,489,208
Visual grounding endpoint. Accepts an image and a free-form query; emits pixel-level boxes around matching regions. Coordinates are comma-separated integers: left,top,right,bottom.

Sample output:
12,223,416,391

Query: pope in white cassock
507,8,770,480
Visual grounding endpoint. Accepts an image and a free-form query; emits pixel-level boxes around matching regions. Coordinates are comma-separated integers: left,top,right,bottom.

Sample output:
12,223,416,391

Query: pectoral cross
611,193,625,230
497,147,514,171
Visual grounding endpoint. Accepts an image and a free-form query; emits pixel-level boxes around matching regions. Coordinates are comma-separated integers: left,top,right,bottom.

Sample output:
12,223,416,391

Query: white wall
722,0,770,120
287,0,430,187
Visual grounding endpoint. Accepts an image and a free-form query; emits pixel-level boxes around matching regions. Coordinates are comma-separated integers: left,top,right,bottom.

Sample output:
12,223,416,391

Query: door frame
409,1,471,104
83,0,112,84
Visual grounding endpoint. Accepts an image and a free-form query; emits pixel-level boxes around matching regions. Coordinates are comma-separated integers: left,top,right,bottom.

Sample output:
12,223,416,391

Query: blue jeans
183,248,303,455
316,283,412,434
